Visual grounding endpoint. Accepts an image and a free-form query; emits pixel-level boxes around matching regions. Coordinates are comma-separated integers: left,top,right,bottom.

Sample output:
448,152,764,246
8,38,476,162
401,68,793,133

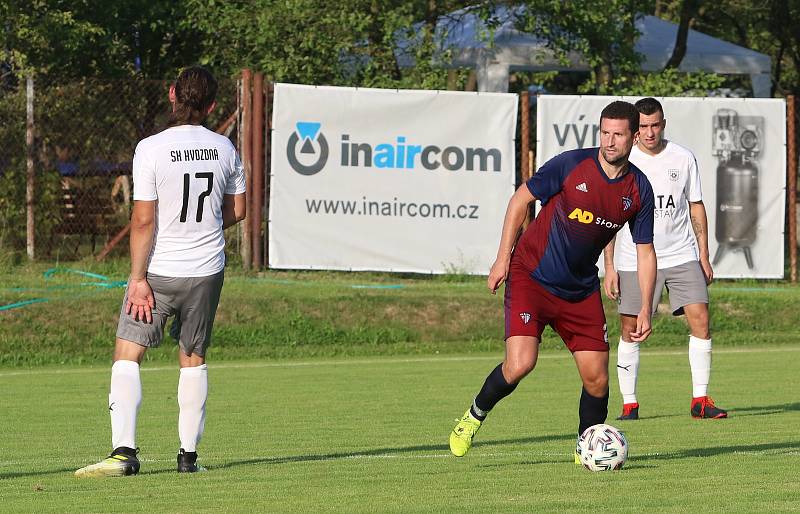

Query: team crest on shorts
519,312,531,324
622,196,632,211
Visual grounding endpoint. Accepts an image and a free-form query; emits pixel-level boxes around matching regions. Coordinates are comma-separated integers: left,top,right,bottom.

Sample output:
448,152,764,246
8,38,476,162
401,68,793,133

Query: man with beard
448,101,656,461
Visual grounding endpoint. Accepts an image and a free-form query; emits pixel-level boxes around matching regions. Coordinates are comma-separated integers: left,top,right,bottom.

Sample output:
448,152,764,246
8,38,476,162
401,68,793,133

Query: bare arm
127,200,156,322
487,184,535,294
689,200,713,284
602,236,619,300
631,242,656,342
223,192,247,229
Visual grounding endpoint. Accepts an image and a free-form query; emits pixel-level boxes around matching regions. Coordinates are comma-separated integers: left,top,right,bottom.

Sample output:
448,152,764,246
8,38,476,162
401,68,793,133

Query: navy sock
471,364,518,420
578,387,609,436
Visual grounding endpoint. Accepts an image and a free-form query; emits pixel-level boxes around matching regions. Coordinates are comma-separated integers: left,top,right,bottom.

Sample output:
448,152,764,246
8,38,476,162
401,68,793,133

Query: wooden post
788,95,797,282
25,76,35,260
240,69,253,270
251,72,265,270
520,91,530,182
519,91,533,228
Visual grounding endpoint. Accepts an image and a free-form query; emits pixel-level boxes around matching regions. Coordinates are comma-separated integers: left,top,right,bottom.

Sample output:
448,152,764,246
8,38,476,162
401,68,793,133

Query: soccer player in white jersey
75,66,247,477
603,97,727,420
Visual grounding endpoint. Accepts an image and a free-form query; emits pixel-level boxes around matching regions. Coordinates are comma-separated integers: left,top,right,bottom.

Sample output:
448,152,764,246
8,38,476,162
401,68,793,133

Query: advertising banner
536,95,786,279
269,84,518,274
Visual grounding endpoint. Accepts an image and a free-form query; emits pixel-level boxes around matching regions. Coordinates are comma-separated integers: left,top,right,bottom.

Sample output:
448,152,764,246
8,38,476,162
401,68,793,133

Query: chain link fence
0,77,238,261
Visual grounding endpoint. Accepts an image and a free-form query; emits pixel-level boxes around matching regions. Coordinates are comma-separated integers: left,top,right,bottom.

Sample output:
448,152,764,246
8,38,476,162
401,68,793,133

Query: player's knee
582,374,609,397
619,315,638,341
688,316,710,339
503,359,536,383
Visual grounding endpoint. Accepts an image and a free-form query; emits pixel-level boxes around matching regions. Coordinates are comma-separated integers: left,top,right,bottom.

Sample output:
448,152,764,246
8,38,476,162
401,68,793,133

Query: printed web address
305,198,479,219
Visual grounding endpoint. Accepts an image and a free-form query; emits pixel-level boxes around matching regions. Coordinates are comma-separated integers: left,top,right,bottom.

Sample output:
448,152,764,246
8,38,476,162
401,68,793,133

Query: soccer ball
576,423,628,471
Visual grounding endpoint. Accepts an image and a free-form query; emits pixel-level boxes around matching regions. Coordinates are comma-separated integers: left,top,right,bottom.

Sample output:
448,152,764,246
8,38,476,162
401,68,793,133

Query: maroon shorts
504,263,609,352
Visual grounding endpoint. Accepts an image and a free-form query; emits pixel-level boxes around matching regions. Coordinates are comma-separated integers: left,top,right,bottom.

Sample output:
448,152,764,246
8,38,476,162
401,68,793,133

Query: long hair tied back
167,66,218,127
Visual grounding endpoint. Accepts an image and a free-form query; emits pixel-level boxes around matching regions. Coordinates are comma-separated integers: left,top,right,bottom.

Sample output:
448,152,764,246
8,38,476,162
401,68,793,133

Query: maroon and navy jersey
514,147,654,301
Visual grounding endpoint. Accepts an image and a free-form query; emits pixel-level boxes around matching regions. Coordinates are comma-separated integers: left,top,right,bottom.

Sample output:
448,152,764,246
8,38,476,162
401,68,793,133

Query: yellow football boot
449,410,482,457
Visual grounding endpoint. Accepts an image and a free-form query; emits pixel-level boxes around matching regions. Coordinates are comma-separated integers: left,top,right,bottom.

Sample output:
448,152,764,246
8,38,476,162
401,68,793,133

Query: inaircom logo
287,122,329,176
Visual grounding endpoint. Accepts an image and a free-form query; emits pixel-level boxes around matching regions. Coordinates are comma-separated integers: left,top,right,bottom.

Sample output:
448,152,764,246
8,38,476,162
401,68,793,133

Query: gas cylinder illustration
711,109,763,269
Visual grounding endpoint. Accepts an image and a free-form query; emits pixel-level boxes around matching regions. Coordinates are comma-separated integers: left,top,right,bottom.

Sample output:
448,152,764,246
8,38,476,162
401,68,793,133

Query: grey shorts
618,260,708,316
116,270,224,356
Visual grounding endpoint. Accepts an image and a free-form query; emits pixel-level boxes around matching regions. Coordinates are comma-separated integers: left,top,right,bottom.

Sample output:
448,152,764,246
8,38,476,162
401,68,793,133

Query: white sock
616,339,640,404
178,364,208,452
689,336,712,398
109,360,142,450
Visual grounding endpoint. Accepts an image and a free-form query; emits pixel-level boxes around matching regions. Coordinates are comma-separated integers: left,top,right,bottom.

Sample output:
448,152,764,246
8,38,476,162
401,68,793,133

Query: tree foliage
182,0,476,89
510,0,646,93
1,0,203,80
657,0,800,97
2,1,798,97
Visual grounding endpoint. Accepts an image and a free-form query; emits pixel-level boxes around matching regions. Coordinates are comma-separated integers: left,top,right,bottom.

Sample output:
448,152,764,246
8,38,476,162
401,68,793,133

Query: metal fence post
788,95,797,282
25,76,35,260
240,69,253,270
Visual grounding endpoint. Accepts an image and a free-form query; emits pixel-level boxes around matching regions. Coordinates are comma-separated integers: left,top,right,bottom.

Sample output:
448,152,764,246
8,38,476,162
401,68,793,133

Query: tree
658,0,800,97
182,0,476,89
1,0,202,81
663,0,703,70
511,0,646,93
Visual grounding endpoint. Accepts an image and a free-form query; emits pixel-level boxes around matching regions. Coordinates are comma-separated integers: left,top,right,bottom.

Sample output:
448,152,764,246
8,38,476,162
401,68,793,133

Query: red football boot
691,396,728,419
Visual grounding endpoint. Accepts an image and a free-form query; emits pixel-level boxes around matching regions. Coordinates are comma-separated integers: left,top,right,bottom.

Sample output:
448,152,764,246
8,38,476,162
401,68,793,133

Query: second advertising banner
536,95,786,279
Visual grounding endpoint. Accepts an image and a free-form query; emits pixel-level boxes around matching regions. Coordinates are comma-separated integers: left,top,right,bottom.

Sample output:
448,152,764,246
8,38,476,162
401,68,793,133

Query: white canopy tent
400,7,772,97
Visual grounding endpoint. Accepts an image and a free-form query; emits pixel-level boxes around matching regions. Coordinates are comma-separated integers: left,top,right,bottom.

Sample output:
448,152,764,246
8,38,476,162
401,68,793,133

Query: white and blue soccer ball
576,423,628,471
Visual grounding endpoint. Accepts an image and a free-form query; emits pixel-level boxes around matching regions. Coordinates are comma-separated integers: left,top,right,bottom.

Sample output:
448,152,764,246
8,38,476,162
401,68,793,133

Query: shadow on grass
195,433,576,473
0,433,576,479
643,441,799,461
617,402,800,421
623,413,681,421
726,402,800,417
460,440,800,471
0,467,77,479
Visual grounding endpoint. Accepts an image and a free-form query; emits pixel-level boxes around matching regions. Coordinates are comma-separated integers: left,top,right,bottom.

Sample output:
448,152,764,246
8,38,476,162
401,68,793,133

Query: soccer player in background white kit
603,97,728,421
76,66,247,477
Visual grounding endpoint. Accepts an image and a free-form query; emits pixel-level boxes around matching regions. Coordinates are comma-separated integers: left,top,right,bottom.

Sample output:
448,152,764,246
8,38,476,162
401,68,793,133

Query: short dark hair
600,101,639,133
167,66,218,127
635,97,664,117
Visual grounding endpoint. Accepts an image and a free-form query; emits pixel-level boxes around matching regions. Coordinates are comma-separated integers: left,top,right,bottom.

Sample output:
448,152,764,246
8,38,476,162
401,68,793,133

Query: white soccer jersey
133,125,246,277
615,141,702,271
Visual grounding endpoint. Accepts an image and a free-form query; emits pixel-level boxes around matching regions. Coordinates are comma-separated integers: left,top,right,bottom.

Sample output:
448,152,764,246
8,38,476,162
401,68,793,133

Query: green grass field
1,346,798,513
3,262,800,366
2,264,799,511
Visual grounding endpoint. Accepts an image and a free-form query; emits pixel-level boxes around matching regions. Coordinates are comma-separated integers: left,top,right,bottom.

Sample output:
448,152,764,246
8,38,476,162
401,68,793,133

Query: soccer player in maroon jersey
449,101,657,459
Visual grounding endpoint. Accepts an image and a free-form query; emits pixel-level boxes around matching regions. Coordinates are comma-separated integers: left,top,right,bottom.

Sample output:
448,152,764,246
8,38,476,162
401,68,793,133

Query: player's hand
487,258,510,295
603,268,620,301
630,308,652,342
125,278,155,324
700,257,714,285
